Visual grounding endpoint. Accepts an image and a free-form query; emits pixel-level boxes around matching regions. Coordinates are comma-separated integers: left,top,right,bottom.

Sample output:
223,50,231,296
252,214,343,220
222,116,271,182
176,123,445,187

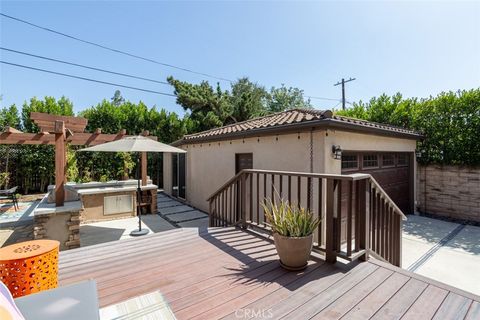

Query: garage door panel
341,152,412,215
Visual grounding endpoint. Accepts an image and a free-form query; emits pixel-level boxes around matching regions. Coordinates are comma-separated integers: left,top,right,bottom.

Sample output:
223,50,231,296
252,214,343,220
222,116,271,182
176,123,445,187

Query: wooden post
209,200,213,227
325,179,337,263
54,120,66,207
358,179,370,262
141,152,147,186
241,173,247,228
398,216,403,267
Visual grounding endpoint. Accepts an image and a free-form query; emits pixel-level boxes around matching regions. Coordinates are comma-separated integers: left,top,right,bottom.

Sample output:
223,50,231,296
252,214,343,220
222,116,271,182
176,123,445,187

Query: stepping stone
177,217,209,230
158,201,182,209
166,210,208,222
159,205,195,215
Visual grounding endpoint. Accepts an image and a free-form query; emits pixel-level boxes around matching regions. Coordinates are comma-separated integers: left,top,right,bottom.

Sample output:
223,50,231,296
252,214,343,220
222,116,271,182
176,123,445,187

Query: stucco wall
417,165,480,222
166,131,324,212
165,129,418,213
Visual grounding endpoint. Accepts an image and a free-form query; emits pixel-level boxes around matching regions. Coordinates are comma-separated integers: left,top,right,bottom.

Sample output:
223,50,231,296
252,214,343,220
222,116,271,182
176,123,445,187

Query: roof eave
172,119,423,146
324,119,424,140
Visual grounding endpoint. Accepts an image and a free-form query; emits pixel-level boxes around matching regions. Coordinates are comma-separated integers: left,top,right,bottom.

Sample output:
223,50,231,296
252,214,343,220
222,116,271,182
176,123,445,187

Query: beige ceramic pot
273,233,313,271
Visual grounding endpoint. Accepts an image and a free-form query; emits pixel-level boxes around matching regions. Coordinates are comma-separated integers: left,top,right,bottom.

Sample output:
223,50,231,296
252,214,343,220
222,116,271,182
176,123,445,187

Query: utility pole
334,77,356,110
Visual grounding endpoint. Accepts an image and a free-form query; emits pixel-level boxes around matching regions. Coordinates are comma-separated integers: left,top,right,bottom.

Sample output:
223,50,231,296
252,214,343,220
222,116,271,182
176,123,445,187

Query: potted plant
262,198,320,271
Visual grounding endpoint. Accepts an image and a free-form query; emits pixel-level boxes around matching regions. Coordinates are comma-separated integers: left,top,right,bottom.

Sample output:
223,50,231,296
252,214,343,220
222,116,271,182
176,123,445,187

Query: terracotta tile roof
174,109,422,145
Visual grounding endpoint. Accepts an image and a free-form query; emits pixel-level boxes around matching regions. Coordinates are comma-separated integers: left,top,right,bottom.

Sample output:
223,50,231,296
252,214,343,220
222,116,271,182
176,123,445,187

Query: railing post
398,216,403,267
209,199,213,227
240,173,247,229
325,179,337,263
359,179,370,262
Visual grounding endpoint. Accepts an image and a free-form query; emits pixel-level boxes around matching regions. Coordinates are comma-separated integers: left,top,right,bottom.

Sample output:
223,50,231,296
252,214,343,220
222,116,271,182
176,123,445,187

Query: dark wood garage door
341,152,413,215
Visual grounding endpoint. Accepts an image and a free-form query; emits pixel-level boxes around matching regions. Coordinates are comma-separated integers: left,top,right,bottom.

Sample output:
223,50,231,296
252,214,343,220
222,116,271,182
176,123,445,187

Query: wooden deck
59,227,480,320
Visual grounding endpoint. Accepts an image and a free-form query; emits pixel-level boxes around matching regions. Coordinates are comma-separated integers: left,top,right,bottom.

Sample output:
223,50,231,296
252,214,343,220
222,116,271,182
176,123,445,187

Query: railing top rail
206,168,407,220
206,169,371,201
241,169,371,181
206,170,244,201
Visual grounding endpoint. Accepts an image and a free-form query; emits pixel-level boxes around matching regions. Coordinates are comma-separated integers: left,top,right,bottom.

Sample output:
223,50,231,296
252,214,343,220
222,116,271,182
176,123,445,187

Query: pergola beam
31,112,88,134
0,132,157,145
1,112,159,206
0,133,52,145
4,126,22,134
30,112,88,126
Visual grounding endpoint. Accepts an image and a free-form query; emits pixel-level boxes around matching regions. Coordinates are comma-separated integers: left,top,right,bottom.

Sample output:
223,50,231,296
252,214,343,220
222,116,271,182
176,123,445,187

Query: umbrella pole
130,152,149,236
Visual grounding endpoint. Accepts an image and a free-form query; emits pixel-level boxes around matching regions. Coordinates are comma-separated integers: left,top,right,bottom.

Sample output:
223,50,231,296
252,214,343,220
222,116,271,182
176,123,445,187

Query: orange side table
0,240,60,298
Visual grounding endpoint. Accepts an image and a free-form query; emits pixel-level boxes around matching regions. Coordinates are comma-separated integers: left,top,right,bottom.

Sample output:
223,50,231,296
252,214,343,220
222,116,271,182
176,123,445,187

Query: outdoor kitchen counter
75,183,157,195
76,181,158,222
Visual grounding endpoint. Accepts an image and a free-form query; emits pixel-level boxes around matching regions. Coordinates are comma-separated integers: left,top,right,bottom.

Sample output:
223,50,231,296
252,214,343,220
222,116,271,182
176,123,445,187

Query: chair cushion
0,281,26,320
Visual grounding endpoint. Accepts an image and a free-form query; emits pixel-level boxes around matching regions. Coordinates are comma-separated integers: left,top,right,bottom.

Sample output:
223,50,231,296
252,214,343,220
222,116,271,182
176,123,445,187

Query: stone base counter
33,199,82,250
34,180,158,250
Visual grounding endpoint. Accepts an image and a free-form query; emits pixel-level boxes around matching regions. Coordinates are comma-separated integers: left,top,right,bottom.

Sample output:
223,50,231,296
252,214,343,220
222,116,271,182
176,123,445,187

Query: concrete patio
80,192,208,247
402,214,480,296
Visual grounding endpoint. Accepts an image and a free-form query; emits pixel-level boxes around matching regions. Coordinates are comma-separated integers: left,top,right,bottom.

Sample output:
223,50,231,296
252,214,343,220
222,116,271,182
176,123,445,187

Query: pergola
0,112,153,207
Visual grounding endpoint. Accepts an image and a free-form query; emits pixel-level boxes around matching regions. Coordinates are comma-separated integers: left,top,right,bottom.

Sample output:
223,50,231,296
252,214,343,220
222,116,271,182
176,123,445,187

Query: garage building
163,109,422,215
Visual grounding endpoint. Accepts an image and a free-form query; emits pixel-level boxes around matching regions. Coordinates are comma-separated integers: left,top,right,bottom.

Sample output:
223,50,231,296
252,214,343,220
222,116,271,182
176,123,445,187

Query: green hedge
0,97,189,192
336,89,480,165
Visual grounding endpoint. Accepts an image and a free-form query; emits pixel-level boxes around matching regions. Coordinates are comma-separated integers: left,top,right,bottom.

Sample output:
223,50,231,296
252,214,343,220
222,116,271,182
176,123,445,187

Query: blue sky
1,1,479,115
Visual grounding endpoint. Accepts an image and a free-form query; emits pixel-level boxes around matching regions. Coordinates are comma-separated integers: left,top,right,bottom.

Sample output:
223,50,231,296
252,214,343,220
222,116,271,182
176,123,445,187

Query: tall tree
0,104,20,130
111,90,125,106
167,76,232,132
229,78,268,123
0,103,20,188
267,85,312,113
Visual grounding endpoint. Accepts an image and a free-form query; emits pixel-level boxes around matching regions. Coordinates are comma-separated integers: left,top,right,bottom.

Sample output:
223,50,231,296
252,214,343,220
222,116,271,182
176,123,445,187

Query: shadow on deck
58,227,480,320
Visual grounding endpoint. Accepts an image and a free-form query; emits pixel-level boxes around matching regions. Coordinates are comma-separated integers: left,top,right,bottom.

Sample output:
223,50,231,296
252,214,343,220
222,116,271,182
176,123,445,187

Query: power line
332,101,342,110
0,60,177,97
0,47,169,85
2,46,350,103
305,95,342,102
0,12,233,83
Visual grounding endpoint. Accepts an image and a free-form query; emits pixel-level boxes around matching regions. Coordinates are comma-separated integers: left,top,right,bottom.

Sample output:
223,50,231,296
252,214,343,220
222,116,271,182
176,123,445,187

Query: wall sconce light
332,145,342,160
415,149,423,159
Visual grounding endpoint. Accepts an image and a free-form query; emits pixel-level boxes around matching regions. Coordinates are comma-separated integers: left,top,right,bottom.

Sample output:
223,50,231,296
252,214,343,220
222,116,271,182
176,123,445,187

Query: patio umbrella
79,135,186,236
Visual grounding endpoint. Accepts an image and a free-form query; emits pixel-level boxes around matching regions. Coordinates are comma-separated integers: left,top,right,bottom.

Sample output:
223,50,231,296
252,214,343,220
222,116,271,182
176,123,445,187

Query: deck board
370,278,428,320
401,285,449,320
432,292,472,320
465,301,480,320
310,268,393,320
282,263,378,320
341,272,410,320
58,227,480,319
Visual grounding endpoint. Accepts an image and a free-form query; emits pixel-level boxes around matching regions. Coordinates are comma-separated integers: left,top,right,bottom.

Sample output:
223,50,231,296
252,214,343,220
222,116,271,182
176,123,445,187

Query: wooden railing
207,169,406,267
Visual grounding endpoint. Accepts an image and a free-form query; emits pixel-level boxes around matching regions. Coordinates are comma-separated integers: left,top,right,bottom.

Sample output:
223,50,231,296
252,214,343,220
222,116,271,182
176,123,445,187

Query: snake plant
262,198,320,237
